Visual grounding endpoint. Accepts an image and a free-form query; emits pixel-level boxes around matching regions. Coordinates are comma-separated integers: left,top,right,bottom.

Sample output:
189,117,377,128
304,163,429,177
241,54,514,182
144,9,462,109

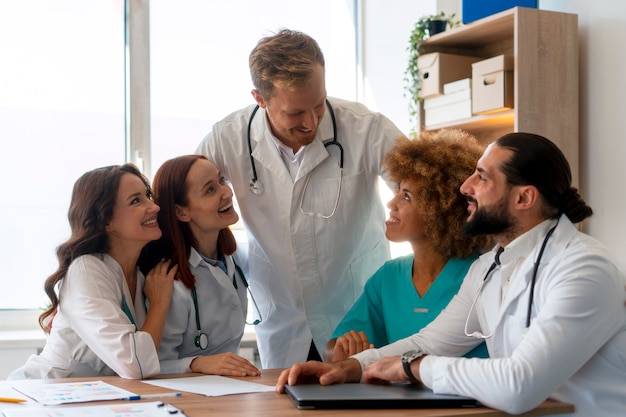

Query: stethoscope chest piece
191,288,209,350
249,178,264,195
195,332,209,350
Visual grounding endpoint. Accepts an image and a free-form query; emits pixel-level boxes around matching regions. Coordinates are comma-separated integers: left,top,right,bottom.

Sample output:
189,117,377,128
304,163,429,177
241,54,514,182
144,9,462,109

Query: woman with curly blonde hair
324,129,492,362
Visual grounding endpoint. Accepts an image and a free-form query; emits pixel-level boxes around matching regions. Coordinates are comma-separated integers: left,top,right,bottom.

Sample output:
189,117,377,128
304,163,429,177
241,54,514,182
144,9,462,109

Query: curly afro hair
384,129,493,259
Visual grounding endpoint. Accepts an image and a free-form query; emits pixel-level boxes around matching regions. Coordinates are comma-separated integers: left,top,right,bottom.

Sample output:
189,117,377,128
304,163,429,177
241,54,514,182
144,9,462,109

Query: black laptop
284,383,482,409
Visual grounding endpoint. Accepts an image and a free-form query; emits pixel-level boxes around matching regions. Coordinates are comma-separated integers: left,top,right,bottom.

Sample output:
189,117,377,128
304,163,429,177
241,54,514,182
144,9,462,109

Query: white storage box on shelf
444,78,471,95
472,55,514,114
417,53,480,99
424,78,472,126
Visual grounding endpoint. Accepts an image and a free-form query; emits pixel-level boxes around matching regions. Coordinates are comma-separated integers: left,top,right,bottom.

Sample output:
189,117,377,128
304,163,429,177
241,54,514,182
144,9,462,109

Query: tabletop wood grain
1,369,574,417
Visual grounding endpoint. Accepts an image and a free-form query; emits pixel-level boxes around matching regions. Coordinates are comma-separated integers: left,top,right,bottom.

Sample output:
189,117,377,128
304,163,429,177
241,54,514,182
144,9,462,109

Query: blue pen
124,392,182,400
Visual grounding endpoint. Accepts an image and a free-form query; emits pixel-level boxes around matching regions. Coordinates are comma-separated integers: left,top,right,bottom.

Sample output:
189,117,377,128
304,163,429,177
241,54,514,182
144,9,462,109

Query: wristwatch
401,349,423,384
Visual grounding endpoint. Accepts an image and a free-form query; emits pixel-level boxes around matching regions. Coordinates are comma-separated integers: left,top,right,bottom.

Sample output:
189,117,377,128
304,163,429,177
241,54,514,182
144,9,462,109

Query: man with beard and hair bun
277,133,626,417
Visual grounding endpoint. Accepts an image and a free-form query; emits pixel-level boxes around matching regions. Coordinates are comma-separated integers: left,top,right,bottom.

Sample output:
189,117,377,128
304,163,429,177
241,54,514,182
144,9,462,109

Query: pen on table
123,392,182,401
0,397,27,403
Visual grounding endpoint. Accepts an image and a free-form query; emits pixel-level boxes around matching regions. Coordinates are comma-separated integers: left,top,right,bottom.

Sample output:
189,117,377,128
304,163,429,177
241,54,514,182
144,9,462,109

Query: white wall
358,0,461,134
361,0,626,274
0,330,44,379
537,0,626,274
359,0,436,135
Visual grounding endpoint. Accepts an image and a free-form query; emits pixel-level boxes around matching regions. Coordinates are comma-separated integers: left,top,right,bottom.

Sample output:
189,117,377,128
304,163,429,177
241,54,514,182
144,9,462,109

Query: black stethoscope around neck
247,98,343,196
464,219,559,339
193,261,262,350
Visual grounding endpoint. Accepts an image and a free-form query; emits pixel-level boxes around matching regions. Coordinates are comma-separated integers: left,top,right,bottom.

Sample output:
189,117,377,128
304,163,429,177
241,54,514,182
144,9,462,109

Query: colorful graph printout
10,380,137,405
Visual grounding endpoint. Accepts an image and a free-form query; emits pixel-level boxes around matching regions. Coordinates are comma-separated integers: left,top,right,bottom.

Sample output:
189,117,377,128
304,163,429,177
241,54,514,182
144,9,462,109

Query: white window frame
0,0,150,331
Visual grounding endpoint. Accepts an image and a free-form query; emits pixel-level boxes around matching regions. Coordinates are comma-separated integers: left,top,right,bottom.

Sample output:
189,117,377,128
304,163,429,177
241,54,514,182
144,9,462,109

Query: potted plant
404,12,460,129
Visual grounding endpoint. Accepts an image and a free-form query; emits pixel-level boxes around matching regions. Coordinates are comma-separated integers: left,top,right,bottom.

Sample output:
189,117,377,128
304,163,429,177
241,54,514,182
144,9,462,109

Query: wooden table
1,369,574,417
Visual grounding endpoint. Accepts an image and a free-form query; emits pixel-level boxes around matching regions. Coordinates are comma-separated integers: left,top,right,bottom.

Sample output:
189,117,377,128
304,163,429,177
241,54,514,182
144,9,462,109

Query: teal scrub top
332,255,487,358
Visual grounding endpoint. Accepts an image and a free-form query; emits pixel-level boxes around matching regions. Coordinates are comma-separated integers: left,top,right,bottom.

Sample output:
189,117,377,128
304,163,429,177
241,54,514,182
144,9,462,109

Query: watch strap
401,355,420,384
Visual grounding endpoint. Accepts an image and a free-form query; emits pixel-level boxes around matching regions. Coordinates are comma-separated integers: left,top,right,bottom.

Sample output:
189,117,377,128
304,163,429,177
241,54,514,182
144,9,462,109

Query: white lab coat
355,215,626,416
157,249,248,374
8,254,160,379
196,98,402,368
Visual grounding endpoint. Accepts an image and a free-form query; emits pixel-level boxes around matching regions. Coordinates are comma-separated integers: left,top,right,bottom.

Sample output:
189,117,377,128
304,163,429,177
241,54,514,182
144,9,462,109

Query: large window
0,0,360,317
0,1,125,313
148,0,358,175
0,0,411,325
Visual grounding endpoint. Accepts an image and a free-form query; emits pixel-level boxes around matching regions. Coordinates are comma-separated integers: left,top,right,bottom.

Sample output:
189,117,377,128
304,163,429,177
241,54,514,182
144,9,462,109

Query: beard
266,110,318,150
462,196,515,237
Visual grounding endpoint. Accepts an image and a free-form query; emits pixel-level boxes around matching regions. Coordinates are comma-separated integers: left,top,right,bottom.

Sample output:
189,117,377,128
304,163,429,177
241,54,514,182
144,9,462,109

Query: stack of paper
424,78,472,126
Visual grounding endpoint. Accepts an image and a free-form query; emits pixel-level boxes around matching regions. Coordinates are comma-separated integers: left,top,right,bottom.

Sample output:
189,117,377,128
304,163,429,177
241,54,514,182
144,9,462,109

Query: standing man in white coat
277,133,626,417
196,29,403,368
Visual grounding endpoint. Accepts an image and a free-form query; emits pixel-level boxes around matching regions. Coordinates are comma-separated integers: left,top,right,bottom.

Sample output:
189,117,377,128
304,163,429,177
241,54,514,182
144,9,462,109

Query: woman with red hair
141,155,260,376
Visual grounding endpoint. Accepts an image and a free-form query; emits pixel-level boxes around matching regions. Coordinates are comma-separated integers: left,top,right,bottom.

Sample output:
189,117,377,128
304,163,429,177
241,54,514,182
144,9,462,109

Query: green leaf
403,12,461,130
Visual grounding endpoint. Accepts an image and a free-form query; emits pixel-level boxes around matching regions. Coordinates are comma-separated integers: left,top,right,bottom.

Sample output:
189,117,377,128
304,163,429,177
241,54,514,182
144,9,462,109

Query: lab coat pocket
299,173,343,218
502,314,527,348
301,168,368,225
337,170,369,219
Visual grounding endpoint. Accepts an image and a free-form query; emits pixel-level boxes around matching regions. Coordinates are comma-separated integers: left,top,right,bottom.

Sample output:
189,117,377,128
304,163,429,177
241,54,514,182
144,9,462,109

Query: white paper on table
10,380,137,405
0,386,29,403
1,401,187,417
142,375,275,396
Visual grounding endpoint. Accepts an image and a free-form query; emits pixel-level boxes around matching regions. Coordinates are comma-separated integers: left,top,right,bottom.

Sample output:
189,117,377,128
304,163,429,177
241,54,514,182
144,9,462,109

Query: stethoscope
120,266,259,350
247,99,344,207
193,261,262,350
464,219,559,339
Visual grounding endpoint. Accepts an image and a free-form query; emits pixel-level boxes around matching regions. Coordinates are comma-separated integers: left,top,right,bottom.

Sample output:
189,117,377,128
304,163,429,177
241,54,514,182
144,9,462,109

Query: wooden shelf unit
418,6,579,185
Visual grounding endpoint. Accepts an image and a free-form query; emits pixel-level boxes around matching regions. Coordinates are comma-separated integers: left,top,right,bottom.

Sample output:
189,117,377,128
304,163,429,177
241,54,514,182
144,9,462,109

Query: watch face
402,349,421,362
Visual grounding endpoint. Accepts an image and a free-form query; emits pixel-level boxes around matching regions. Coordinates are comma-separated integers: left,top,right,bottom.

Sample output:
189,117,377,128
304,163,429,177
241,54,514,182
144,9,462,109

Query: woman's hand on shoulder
144,259,177,310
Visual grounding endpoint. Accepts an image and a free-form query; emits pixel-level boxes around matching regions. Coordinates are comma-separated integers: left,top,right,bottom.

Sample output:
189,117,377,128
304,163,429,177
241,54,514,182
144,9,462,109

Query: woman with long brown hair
9,164,177,379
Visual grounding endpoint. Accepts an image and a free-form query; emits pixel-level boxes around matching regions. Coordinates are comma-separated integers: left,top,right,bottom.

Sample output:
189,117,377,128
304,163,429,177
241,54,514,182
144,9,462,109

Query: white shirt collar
270,133,307,162
499,218,559,267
